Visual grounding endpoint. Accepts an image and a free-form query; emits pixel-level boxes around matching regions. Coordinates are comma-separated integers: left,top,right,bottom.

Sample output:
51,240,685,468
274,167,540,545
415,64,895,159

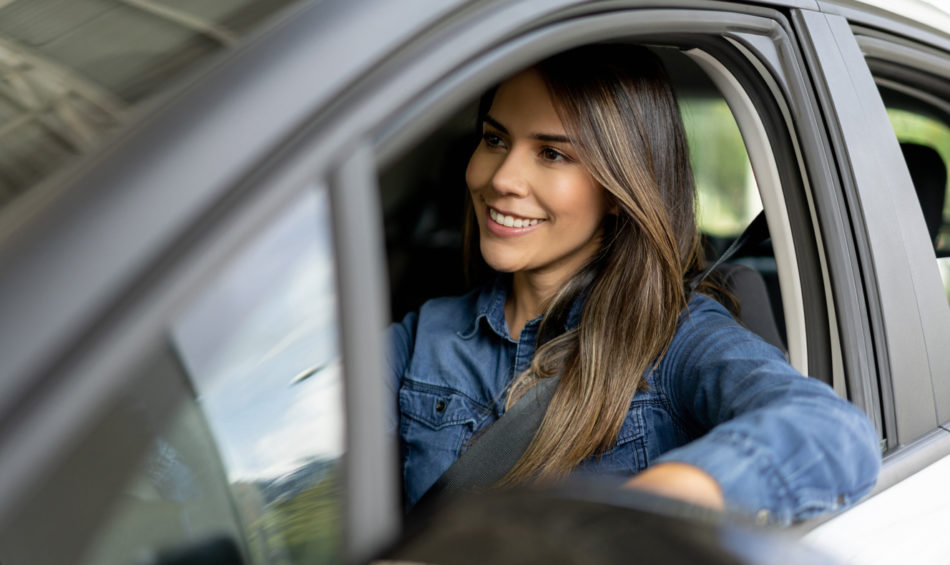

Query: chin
479,246,524,274
482,258,520,274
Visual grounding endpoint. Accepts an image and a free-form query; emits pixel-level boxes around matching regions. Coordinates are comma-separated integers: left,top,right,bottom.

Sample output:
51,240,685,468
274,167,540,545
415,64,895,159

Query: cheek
465,149,491,193
570,183,611,227
551,175,608,220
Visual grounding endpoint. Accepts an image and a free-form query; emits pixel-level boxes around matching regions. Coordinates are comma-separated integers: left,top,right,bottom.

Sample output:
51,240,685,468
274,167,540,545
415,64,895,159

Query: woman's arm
643,298,881,524
624,462,725,510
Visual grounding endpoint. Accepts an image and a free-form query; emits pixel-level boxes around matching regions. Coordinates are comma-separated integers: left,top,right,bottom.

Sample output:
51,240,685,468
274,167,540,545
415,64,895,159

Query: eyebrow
483,114,572,144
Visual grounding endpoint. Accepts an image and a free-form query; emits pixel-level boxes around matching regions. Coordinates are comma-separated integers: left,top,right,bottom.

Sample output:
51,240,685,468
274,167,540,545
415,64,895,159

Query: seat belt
414,375,560,509
415,212,769,509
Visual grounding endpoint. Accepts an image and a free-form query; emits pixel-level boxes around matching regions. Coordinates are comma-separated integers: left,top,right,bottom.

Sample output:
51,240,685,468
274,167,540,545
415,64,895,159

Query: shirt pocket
399,382,493,506
399,382,491,455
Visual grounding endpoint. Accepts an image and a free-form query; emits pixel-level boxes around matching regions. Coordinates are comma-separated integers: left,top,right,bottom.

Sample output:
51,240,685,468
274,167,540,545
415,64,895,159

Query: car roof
828,0,950,36
855,0,950,25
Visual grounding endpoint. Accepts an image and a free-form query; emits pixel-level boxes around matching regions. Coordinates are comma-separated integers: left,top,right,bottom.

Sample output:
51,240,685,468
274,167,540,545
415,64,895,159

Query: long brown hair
479,44,718,484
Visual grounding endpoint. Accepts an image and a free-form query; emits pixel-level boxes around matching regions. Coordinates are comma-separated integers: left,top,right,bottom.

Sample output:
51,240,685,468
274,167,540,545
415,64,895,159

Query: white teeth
489,208,540,228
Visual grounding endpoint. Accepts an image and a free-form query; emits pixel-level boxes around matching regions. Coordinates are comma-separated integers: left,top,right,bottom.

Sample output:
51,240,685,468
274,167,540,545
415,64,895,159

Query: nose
491,150,530,197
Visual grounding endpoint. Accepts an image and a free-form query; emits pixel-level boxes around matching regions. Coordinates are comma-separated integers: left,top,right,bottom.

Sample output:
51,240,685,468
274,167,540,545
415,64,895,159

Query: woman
388,44,880,524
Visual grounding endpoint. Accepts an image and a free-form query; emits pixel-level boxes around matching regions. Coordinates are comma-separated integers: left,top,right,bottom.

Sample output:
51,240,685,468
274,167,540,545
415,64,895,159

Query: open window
373,7,849,416
379,44,793,352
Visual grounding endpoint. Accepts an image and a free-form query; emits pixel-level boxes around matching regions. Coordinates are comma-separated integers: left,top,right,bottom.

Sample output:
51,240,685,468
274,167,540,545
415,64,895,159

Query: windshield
0,0,300,212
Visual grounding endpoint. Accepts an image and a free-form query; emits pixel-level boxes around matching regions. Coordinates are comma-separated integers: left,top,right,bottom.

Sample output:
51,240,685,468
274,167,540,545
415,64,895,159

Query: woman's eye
540,147,568,162
482,132,504,148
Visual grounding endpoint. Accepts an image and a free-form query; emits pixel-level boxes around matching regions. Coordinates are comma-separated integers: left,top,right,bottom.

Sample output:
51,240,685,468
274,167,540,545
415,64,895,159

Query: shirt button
755,509,770,525
836,494,846,506
435,399,447,413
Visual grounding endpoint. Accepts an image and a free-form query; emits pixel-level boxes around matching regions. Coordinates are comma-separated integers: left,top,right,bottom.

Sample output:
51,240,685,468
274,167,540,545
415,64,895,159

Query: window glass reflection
171,187,344,563
81,187,345,564
0,0,303,210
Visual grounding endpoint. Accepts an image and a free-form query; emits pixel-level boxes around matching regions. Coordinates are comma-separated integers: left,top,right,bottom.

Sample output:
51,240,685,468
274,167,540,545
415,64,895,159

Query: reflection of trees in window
681,98,760,238
244,462,342,565
169,189,345,564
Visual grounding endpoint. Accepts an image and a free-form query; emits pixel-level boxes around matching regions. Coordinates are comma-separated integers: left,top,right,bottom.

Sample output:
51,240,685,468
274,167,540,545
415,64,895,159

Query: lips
483,206,545,238
488,207,543,228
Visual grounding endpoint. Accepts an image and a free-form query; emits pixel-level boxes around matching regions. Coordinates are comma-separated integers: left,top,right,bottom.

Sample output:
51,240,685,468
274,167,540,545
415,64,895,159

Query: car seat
715,262,785,353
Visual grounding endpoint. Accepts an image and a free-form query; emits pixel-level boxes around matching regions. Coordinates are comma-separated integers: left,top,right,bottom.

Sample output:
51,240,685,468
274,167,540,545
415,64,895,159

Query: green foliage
244,471,342,565
680,97,760,237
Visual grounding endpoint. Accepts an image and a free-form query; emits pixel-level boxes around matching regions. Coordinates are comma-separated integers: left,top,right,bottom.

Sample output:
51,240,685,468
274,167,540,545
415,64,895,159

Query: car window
0,0,300,212
679,95,786,347
79,187,345,564
682,97,761,240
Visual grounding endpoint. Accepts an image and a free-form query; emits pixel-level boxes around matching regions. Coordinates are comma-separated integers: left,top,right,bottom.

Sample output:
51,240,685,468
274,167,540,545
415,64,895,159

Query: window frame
801,9,950,447
792,7,950,498
366,0,908,531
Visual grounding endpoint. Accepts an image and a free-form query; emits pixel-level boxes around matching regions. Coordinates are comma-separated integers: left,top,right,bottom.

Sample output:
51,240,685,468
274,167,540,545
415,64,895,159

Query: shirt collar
459,275,510,340
458,275,586,341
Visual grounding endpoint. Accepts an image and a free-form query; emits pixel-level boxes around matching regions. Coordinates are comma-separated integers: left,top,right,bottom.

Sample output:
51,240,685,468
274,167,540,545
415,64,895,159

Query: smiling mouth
488,207,544,228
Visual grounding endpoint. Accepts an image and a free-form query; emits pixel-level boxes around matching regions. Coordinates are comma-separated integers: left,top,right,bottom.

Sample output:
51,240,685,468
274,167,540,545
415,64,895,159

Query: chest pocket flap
399,382,490,431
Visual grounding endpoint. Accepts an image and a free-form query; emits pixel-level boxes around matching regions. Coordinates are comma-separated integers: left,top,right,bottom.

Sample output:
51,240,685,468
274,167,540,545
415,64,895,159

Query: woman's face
466,69,610,285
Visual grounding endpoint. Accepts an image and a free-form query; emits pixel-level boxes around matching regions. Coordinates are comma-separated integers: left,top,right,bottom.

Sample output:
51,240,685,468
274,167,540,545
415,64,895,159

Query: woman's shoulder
681,293,737,326
416,287,482,322
396,285,489,337
388,287,488,381
669,293,786,361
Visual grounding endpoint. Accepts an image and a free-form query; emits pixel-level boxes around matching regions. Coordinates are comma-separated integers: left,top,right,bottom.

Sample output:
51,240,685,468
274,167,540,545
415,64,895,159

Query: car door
796,2,950,562
3,0,945,563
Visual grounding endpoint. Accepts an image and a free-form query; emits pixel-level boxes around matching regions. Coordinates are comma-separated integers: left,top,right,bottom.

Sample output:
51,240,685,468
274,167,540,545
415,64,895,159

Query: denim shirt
388,278,881,524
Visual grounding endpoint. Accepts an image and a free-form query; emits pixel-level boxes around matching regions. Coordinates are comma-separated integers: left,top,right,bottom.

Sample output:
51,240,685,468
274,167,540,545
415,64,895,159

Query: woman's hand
623,462,725,511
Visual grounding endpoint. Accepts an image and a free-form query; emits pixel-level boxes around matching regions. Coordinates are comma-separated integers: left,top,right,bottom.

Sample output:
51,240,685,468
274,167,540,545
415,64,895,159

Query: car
0,0,948,563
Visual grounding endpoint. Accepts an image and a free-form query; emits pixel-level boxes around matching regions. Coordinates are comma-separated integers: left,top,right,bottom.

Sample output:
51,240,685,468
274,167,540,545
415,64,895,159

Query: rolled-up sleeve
654,300,881,525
